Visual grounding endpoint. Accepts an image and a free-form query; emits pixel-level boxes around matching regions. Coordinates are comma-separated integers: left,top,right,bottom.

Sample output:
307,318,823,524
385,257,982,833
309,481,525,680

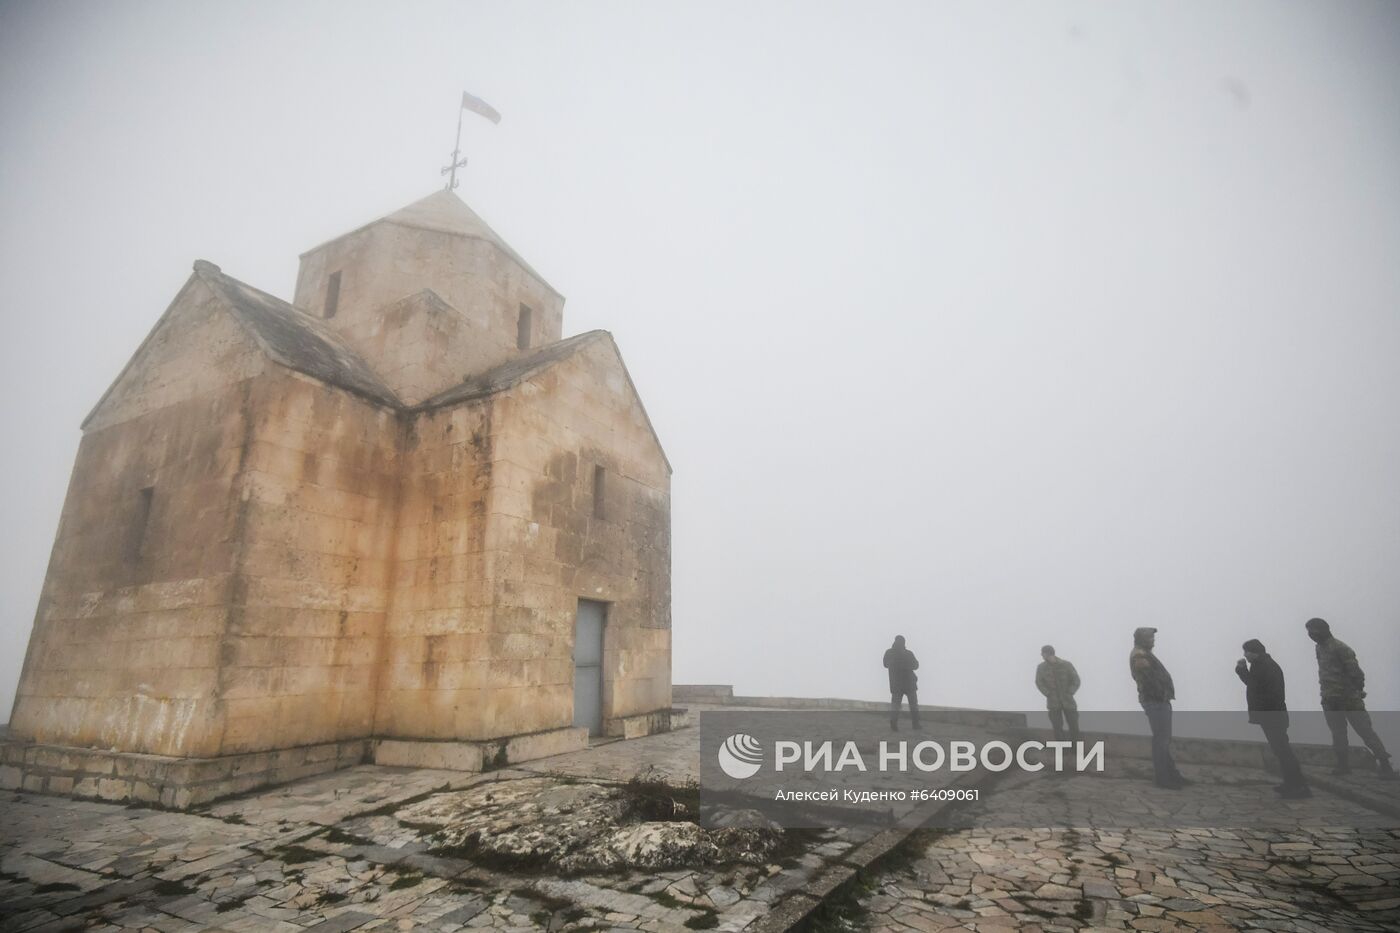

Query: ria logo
717,733,764,779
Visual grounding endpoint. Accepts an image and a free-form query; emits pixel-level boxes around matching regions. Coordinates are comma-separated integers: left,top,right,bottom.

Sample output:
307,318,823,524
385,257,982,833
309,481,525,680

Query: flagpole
447,102,465,190
443,92,494,189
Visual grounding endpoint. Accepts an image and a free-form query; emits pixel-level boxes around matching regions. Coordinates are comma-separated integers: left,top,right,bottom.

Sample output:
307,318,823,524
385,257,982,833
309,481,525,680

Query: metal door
572,600,606,735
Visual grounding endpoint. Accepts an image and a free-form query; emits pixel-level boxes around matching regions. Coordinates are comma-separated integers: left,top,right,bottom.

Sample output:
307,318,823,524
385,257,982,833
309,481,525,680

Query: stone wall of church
485,338,672,736
83,283,268,434
11,359,403,760
13,334,669,762
8,394,243,757
373,337,671,744
373,401,498,740
217,369,400,755
8,288,264,757
294,223,564,403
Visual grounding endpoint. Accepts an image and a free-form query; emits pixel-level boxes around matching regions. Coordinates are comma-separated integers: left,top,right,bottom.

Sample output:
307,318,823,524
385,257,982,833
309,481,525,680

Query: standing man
1306,618,1396,780
1130,627,1188,789
1036,645,1081,741
883,635,921,732
1235,639,1311,798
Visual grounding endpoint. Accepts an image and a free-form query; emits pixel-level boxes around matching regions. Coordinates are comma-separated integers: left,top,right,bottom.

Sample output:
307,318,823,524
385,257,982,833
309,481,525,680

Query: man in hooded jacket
884,635,920,731
1130,626,1187,789
1235,638,1310,798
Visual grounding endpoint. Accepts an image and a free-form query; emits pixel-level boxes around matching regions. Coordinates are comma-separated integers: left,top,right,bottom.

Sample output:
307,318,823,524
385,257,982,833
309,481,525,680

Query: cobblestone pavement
851,761,1400,932
0,722,872,933
5,716,1399,933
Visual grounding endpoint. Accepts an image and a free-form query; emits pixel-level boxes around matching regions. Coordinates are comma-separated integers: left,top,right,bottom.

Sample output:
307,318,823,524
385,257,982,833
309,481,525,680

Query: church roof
193,261,401,407
417,330,610,409
417,329,672,472
86,264,665,469
190,264,635,424
301,189,557,295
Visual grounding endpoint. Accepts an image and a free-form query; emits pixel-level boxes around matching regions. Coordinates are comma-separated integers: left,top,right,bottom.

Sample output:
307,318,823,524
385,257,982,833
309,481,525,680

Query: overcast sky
2,0,1398,726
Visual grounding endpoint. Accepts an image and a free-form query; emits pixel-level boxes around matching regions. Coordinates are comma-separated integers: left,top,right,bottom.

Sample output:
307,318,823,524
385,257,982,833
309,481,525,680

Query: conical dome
377,190,549,286
292,189,565,403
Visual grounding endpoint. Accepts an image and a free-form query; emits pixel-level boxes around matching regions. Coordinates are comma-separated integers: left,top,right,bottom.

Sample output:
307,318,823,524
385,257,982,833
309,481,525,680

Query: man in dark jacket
883,635,920,731
1235,639,1310,798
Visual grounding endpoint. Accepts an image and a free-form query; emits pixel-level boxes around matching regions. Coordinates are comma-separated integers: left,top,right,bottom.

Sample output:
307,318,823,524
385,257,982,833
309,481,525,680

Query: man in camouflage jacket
1035,645,1081,741
1130,627,1186,789
1306,618,1395,779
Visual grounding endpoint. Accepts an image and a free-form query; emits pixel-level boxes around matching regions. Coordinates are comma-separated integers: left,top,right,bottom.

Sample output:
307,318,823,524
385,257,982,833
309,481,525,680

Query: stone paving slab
1308,767,1400,820
847,760,1400,932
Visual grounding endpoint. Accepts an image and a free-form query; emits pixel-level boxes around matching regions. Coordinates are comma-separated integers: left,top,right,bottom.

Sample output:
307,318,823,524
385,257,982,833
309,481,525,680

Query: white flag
461,91,501,124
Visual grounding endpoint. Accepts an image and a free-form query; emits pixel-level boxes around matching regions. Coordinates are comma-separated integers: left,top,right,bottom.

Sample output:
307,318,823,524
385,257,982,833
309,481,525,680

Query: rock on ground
398,775,781,873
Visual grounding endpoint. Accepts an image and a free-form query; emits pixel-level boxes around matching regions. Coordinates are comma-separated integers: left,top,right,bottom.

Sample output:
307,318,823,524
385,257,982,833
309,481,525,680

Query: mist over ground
2,0,1398,724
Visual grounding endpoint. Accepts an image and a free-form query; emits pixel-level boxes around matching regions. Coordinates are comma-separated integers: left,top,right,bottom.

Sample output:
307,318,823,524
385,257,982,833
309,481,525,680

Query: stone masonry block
27,745,114,775
73,776,102,797
373,739,484,772
97,777,133,801
503,726,588,765
161,785,194,809
131,780,161,803
115,755,173,782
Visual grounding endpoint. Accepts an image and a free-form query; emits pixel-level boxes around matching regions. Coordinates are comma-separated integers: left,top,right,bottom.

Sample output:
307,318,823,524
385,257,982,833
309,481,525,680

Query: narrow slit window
517,303,533,350
128,486,154,562
593,465,606,519
324,271,342,318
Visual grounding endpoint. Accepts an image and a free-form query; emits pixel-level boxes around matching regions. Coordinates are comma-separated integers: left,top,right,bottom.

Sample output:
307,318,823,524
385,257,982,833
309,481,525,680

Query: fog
3,0,1398,726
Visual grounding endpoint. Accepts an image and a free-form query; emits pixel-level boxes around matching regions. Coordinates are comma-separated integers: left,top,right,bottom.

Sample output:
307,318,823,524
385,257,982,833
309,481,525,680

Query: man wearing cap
1306,618,1396,780
1035,645,1081,741
883,635,921,732
1130,627,1187,789
1235,639,1310,798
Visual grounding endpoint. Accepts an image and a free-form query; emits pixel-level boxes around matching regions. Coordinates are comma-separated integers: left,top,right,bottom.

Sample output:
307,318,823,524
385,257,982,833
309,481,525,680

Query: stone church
3,190,673,807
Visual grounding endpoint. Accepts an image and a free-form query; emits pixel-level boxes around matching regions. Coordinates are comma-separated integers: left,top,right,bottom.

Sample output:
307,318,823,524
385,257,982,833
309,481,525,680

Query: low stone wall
673,684,734,702
1012,726,1377,770
0,736,367,809
680,687,1027,731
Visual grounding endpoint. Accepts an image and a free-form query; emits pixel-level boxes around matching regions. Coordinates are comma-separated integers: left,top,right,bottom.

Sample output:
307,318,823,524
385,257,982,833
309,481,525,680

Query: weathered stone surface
607,821,720,870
